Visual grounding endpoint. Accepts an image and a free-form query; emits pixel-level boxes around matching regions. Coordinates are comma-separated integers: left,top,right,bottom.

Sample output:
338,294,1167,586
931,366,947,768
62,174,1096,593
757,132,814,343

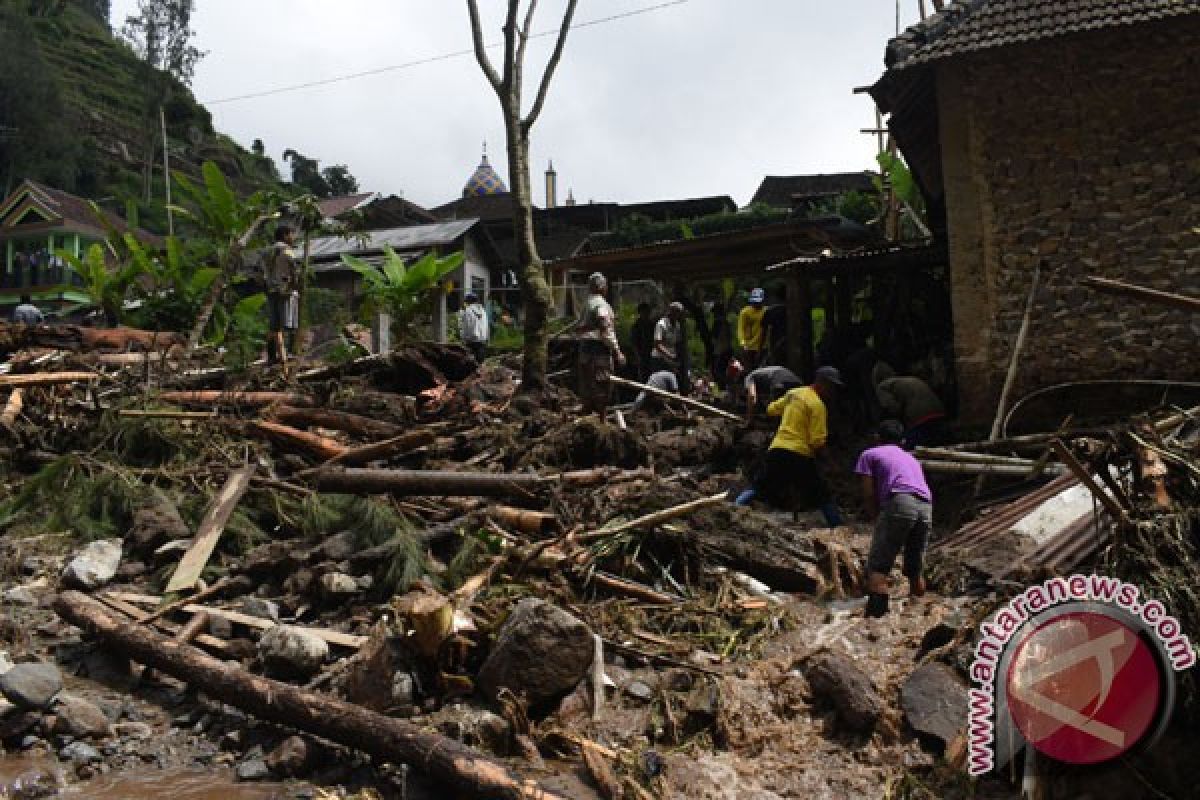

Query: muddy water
0,755,291,799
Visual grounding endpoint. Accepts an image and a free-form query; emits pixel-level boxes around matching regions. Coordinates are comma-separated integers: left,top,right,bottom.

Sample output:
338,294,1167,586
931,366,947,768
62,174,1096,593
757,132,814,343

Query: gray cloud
112,0,920,208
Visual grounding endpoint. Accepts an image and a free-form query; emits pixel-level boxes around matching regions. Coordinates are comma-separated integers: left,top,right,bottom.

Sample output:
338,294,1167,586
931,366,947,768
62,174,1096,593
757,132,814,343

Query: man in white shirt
459,291,490,364
651,302,685,378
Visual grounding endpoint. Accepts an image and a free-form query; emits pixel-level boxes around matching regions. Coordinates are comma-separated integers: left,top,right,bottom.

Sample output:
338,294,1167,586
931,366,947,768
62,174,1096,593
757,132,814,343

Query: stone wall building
871,0,1200,423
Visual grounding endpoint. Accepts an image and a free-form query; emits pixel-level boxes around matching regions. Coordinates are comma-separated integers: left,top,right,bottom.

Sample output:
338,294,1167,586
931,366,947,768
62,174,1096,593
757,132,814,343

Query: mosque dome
463,147,508,197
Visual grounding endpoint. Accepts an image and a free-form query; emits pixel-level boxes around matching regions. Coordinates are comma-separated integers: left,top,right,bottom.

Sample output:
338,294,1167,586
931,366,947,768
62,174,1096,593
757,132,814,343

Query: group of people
575,272,935,619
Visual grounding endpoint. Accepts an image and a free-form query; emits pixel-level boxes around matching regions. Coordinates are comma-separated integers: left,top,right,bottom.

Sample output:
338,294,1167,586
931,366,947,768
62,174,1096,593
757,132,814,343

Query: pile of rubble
0,319,1196,799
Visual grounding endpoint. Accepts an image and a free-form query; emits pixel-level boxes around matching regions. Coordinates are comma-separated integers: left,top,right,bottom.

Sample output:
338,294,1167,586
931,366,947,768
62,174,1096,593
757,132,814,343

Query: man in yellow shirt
733,366,845,527
737,288,766,369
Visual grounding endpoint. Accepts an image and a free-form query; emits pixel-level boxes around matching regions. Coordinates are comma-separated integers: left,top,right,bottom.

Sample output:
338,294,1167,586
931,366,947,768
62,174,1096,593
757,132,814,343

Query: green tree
120,0,206,201
322,165,359,196
0,8,78,194
341,246,463,341
282,149,331,198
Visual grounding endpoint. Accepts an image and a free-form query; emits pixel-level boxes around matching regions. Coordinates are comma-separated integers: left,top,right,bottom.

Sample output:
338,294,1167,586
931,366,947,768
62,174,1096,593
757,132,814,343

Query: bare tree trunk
507,122,553,391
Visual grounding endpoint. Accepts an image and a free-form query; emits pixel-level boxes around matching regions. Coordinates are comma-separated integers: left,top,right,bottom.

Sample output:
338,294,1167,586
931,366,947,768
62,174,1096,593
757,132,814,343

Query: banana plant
56,243,145,327
124,233,220,331
341,246,464,341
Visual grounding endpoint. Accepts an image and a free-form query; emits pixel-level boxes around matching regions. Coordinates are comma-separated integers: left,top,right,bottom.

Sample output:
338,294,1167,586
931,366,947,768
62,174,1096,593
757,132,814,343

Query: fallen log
308,468,548,498
158,391,313,409
268,406,404,439
0,323,183,354
0,371,96,389
608,375,742,422
489,505,558,536
117,409,217,420
54,592,565,800
578,493,728,543
559,467,655,488
586,571,681,605
1082,275,1200,314
249,421,347,462
326,429,437,468
80,327,185,353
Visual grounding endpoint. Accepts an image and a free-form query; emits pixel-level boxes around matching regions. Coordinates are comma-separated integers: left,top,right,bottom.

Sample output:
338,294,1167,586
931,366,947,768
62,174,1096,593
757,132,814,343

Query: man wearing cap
577,272,625,414
651,302,686,379
738,288,767,369
458,291,490,364
733,366,845,527
855,419,933,617
731,363,802,418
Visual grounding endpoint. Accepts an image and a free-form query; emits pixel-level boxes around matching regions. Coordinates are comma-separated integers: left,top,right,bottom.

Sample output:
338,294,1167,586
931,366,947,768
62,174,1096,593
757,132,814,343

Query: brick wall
935,19,1200,423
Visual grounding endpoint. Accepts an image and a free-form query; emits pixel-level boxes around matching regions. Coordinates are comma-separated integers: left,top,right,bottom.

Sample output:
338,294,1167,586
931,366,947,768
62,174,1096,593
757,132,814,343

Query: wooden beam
1049,439,1131,527
164,465,256,593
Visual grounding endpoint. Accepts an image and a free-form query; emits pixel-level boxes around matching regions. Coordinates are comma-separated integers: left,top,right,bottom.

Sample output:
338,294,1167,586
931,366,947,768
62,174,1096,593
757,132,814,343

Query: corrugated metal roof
307,219,479,262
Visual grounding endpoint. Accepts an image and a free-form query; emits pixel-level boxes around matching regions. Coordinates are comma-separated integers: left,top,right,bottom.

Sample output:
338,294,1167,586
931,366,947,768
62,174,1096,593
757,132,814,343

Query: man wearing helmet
738,288,767,369
576,272,625,414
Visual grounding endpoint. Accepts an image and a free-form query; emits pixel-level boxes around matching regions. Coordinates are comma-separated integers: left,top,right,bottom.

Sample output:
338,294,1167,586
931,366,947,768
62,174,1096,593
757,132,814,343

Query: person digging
856,419,933,618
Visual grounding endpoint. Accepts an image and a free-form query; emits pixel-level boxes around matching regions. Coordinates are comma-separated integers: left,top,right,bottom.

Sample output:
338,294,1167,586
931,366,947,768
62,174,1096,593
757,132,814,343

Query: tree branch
515,0,539,72
522,0,578,132
465,0,503,92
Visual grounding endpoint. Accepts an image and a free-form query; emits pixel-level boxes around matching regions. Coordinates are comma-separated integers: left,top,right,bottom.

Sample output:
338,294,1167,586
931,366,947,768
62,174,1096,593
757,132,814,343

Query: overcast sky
111,0,921,209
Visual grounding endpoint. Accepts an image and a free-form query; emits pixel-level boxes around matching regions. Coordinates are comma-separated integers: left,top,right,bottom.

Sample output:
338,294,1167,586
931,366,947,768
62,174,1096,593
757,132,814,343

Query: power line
205,0,689,105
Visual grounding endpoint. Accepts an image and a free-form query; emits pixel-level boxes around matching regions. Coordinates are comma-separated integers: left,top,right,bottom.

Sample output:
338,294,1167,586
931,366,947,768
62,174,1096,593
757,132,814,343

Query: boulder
0,662,62,710
49,694,111,738
901,663,967,751
235,758,270,781
240,597,280,623
61,540,122,590
319,572,359,597
59,741,101,764
265,735,322,778
257,625,328,678
477,598,594,707
127,501,189,554
2,587,38,608
0,651,13,676
802,651,882,733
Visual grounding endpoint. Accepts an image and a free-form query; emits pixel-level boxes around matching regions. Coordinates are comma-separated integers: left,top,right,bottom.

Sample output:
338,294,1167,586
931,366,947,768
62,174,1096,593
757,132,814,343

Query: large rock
127,500,189,554
49,693,111,738
61,539,122,590
901,663,967,750
477,598,594,707
802,651,882,733
257,625,328,678
0,662,62,710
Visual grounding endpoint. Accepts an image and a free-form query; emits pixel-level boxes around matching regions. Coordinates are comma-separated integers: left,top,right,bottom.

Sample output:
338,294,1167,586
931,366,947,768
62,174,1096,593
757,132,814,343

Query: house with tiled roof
870,0,1200,422
749,173,878,211
0,179,158,311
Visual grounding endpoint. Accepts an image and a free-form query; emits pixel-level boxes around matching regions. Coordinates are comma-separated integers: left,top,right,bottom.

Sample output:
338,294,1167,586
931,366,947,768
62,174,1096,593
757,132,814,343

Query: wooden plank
181,604,366,649
1049,439,1131,527
107,590,367,649
164,465,256,593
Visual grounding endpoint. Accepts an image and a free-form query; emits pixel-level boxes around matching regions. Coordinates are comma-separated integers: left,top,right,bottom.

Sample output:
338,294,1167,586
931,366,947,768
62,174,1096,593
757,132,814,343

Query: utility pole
160,106,173,236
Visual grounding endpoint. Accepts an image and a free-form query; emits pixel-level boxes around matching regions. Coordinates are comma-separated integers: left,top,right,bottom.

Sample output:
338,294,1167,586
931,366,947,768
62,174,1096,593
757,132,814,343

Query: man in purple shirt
855,420,933,617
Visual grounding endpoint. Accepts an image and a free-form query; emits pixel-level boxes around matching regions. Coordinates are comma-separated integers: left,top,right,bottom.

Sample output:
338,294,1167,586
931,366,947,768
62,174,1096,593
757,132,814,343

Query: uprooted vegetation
0,322,1197,799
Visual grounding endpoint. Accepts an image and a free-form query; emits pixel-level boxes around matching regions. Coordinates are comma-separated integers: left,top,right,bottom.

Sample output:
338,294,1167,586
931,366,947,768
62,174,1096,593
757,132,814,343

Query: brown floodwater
0,755,293,799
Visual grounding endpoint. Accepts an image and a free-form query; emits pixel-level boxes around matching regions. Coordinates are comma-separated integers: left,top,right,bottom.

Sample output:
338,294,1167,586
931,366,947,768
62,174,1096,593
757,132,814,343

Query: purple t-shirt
854,444,932,507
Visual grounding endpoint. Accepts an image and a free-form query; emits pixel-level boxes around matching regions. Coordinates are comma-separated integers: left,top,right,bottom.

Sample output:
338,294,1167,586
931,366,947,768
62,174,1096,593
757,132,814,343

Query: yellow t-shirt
738,306,765,351
767,386,827,457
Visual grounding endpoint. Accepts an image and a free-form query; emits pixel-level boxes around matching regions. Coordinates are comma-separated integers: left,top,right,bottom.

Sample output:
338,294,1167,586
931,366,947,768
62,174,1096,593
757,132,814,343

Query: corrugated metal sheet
306,219,479,262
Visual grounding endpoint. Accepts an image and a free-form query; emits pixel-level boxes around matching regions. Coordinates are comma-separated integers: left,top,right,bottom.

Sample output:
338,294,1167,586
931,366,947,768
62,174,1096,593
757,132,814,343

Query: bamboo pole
577,492,727,543
1082,275,1200,314
919,460,1066,477
308,467,548,498
608,375,742,422
914,447,1042,467
0,371,96,388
